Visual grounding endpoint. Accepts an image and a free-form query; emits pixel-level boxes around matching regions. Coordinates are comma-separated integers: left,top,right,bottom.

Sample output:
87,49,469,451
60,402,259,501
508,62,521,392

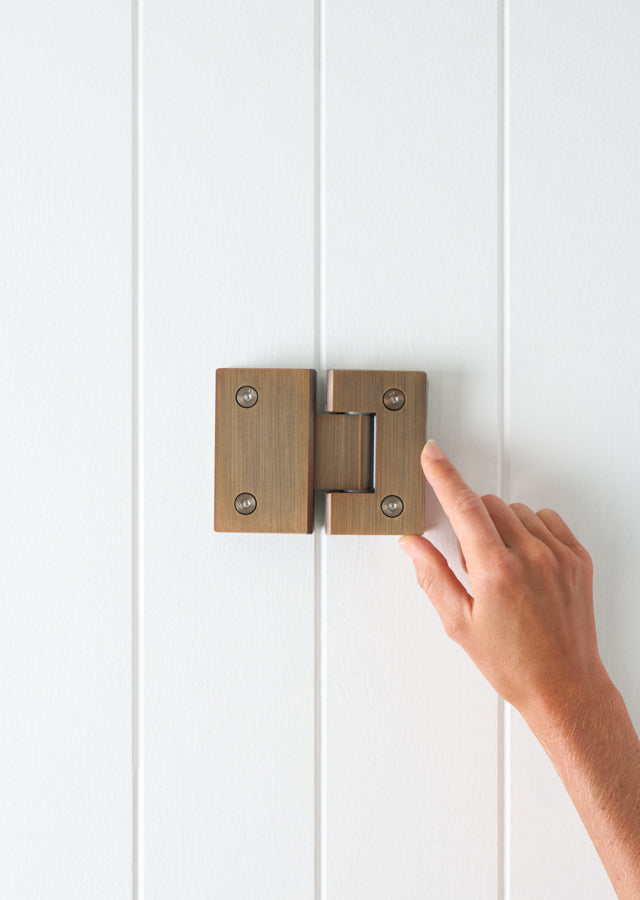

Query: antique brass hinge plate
214,368,427,535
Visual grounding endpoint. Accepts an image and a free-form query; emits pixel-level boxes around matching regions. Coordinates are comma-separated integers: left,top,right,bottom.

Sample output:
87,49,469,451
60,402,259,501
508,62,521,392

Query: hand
399,440,640,897
398,440,611,727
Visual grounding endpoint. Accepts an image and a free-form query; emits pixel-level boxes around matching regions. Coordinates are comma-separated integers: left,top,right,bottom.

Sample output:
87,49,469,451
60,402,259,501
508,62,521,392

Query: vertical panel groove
314,0,327,374
497,1,511,898
314,528,327,900
314,0,327,896
132,1,144,897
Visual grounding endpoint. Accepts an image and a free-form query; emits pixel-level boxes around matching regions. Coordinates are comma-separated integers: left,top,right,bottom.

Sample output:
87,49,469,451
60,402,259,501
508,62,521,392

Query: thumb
398,536,472,641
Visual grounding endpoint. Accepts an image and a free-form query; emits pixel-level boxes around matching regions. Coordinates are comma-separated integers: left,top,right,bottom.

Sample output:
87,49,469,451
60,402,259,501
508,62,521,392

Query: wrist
521,664,620,750
519,667,640,897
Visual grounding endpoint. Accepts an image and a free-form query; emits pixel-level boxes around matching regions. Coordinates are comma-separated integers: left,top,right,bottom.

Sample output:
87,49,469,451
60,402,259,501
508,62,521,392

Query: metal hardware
214,368,427,535
313,412,374,492
236,386,258,408
383,388,405,411
381,495,404,518
235,492,257,515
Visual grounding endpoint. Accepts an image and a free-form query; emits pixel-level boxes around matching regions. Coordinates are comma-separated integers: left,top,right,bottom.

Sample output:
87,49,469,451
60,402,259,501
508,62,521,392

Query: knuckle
433,457,457,477
451,489,483,517
527,540,558,571
492,550,521,581
417,564,443,597
571,541,591,560
569,543,593,572
481,493,504,513
429,457,458,484
442,614,466,643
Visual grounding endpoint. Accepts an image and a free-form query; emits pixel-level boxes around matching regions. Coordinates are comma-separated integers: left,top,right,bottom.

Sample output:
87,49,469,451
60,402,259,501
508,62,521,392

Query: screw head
236,386,258,408
381,495,404,518
383,388,405,411
235,492,257,515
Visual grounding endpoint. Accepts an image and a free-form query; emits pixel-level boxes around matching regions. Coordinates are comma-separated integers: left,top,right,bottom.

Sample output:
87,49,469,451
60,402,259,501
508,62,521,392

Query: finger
398,535,472,640
481,494,533,547
456,537,468,573
509,502,565,548
536,507,585,550
421,441,505,564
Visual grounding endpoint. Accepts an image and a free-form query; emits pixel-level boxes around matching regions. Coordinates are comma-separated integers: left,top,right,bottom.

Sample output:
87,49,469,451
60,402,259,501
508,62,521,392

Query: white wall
1,3,638,898
1,3,132,896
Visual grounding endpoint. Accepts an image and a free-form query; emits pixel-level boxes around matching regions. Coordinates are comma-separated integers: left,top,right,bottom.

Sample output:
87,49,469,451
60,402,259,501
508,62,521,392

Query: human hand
399,440,640,897
398,440,611,730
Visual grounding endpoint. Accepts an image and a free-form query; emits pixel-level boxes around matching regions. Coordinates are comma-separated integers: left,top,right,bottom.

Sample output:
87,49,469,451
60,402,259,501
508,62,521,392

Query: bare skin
398,439,640,899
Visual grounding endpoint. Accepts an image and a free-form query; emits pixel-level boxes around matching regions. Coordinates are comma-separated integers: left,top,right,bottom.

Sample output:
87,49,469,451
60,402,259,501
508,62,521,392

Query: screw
235,492,257,515
236,386,258,408
383,388,405,411
381,495,404,518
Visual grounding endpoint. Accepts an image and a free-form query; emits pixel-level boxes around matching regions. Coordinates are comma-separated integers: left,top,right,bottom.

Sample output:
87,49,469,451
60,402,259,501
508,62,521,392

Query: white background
2,2,639,898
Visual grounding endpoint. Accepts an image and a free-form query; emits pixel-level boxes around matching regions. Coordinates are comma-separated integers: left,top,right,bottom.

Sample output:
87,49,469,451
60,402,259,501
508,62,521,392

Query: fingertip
398,535,440,570
398,535,421,558
421,440,450,482
422,439,446,462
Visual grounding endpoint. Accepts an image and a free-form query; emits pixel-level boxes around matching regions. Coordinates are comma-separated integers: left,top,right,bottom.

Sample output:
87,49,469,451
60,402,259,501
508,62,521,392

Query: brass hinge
214,368,427,535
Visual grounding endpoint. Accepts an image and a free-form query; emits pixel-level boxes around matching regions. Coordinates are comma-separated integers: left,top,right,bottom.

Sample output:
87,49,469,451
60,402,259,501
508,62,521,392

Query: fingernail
422,439,444,460
397,537,414,557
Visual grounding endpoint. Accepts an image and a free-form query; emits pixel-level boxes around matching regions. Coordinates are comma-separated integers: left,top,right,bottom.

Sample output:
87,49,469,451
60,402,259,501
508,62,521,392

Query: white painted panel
324,3,500,896
509,3,640,897
0,4,132,897
143,3,316,897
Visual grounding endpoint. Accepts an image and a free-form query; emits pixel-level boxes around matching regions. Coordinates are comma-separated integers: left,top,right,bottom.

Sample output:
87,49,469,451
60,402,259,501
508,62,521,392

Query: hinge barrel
313,413,374,492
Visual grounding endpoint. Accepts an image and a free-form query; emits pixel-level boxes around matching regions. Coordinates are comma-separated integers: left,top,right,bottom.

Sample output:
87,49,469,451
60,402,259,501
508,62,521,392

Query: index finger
421,440,505,562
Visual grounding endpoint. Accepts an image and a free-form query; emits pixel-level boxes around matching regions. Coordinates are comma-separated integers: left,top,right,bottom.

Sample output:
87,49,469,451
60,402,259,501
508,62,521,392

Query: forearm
526,677,640,899
403,442,640,892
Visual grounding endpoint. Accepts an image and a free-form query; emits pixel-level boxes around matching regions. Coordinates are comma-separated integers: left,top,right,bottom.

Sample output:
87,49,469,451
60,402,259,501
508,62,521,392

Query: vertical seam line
497,1,511,898
132,1,144,897
314,0,327,897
